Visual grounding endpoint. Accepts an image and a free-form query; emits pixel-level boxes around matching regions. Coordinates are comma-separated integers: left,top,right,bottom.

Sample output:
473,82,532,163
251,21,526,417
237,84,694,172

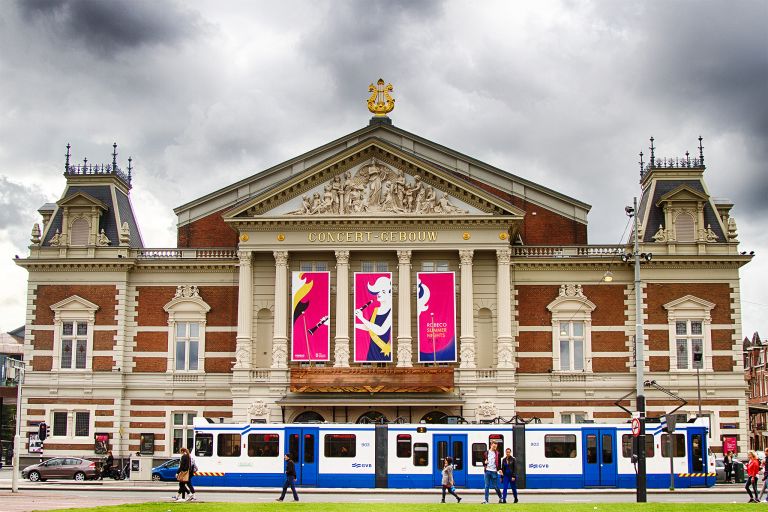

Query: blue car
151,458,180,481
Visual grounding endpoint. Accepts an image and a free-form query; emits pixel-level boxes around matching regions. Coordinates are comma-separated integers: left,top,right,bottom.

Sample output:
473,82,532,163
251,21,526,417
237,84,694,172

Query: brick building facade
14,114,751,466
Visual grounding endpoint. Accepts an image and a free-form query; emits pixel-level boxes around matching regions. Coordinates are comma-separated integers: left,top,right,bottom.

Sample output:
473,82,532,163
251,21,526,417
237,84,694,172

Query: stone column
334,250,350,367
496,247,514,368
459,249,476,368
272,251,289,369
396,250,413,367
234,250,254,369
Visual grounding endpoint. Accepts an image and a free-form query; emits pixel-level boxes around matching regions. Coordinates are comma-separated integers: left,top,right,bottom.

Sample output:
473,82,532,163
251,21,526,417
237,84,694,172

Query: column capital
496,247,512,264
397,249,412,264
335,250,350,265
237,250,252,266
273,250,289,266
459,249,474,266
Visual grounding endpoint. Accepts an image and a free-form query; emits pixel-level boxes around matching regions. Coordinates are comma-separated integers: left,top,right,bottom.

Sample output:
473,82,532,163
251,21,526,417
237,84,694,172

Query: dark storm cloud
0,176,47,235
16,0,204,57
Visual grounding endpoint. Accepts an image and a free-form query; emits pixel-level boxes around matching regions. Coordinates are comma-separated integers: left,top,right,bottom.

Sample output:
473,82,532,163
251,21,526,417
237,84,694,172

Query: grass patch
44,503,751,512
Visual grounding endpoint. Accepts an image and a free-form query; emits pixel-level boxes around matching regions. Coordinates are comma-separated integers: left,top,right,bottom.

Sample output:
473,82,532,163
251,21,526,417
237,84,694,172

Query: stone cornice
230,216,518,231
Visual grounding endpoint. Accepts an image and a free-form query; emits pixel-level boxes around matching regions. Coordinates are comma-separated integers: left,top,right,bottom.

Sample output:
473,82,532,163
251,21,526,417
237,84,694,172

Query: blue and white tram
190,417,714,489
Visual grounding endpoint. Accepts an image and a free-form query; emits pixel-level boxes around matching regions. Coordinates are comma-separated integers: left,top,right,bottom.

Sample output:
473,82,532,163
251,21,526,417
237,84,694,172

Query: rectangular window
301,262,328,271
247,433,279,457
195,433,213,457
561,413,587,424
472,443,487,466
61,321,88,369
559,321,585,371
422,261,449,272
175,322,200,371
53,411,67,436
217,433,241,457
74,412,90,437
413,442,429,466
621,434,655,458
361,261,389,272
675,320,705,370
396,434,412,458
661,434,686,457
544,434,577,458
172,412,196,454
324,434,356,457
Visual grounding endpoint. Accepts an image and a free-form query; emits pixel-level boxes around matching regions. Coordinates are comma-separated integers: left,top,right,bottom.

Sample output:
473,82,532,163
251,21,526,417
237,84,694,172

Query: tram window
397,434,412,458
195,433,213,457
217,433,241,457
248,433,279,457
489,434,504,455
413,443,429,466
544,434,577,458
621,434,655,458
472,443,487,466
661,434,686,458
325,434,356,457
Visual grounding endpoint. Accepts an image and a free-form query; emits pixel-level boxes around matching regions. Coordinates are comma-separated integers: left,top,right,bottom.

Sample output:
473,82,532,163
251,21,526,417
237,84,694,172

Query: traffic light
663,414,677,434
38,421,49,442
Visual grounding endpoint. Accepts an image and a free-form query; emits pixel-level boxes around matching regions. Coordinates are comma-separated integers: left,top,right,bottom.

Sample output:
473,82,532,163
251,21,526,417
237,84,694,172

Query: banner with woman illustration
291,271,330,361
417,272,457,363
353,272,393,363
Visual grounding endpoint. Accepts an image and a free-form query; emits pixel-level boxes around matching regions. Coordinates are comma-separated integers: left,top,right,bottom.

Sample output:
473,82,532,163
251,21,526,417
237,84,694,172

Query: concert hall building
15,91,751,462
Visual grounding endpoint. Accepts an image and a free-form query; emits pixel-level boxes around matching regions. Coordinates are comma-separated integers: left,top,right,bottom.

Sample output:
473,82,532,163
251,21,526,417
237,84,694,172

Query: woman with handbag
173,447,193,502
440,456,462,503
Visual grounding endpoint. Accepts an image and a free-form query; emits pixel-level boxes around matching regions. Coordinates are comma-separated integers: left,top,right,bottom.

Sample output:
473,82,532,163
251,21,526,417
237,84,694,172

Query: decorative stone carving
272,340,288,369
119,221,131,246
558,283,585,298
459,249,474,266
49,229,62,246
234,344,251,370
31,223,41,245
289,158,468,215
497,345,514,368
728,217,738,241
460,341,476,369
705,224,719,242
396,339,413,367
273,251,289,266
247,400,269,418
175,285,200,299
496,247,511,265
652,224,668,243
397,249,412,264
334,342,350,367
475,401,498,422
97,228,111,246
335,250,350,265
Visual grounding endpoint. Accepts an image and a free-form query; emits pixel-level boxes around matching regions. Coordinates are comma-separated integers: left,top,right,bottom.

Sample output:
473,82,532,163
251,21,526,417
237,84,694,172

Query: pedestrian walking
759,449,768,502
745,450,760,502
187,451,197,501
276,454,299,502
482,440,503,504
724,450,734,484
440,456,462,503
500,447,518,503
173,447,194,502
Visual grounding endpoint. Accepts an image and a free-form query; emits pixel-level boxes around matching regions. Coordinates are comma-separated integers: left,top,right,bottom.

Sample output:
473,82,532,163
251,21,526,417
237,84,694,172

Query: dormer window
674,212,695,242
70,217,90,246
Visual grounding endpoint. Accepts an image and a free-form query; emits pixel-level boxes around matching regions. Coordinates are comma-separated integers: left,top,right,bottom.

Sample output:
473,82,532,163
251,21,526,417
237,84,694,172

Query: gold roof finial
367,78,395,117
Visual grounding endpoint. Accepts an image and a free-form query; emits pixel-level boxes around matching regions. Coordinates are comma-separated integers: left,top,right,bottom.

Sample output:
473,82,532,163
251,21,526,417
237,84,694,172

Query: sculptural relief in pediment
287,158,469,216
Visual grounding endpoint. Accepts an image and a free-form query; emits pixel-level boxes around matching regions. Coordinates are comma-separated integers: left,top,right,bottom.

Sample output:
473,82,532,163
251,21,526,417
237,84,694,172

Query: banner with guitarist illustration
353,272,393,363
291,271,330,361
417,272,457,363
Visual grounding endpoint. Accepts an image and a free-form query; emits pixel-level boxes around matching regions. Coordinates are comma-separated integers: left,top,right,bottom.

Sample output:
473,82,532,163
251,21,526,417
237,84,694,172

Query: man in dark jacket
100,450,114,480
501,447,519,503
276,454,299,501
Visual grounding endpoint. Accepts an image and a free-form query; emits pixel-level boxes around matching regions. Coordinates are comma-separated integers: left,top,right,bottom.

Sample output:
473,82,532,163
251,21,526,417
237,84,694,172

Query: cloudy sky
0,0,765,337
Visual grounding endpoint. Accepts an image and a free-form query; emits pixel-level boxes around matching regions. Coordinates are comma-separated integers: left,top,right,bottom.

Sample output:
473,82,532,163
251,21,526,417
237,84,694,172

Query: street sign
632,417,641,437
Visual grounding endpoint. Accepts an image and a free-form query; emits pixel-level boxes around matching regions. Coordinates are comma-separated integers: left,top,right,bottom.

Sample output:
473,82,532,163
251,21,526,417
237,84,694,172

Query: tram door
687,430,707,487
285,427,318,486
583,429,617,487
433,434,467,487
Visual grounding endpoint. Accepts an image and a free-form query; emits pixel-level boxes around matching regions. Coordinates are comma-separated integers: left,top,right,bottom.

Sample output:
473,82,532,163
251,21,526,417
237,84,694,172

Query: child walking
441,456,462,503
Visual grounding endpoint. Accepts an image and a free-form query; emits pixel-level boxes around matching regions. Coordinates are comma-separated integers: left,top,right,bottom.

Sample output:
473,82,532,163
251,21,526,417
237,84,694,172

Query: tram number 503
529,442,540,447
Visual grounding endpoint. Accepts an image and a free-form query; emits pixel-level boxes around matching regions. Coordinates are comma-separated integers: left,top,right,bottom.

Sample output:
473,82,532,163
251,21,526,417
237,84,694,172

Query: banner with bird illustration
353,272,393,363
291,271,330,361
417,272,456,363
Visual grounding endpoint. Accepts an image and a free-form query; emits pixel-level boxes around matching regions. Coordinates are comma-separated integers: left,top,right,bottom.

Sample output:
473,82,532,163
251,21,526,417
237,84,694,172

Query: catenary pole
633,196,647,502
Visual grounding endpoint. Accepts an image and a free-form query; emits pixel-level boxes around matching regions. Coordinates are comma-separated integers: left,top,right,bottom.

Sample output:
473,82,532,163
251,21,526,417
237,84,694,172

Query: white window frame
51,410,69,437
49,409,94,441
422,261,449,272
73,410,91,438
170,411,198,455
50,296,98,372
361,260,389,272
664,295,715,373
164,287,210,374
561,412,588,424
299,261,328,271
547,285,595,373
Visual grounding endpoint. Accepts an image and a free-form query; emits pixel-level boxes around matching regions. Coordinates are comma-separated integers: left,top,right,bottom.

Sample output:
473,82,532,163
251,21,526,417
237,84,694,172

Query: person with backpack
440,456,462,503
482,440,503,504
500,447,518,503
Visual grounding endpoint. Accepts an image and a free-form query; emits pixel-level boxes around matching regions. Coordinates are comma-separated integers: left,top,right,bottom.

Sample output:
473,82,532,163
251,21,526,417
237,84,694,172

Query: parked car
151,458,180,481
21,457,98,482
715,457,744,483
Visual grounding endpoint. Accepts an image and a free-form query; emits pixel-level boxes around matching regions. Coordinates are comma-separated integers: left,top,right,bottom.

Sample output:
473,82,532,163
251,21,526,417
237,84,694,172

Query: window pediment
57,191,108,211
656,185,709,206
547,284,596,315
50,295,99,321
164,285,210,321
663,295,715,316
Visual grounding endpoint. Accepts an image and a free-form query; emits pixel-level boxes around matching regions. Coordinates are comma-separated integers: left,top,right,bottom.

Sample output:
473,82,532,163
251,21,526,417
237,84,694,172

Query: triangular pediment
57,191,108,210
663,294,715,312
656,185,709,206
50,295,100,313
223,139,525,221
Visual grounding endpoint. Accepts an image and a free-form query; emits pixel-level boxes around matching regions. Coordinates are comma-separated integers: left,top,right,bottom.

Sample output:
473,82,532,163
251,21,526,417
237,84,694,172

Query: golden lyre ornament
367,78,395,116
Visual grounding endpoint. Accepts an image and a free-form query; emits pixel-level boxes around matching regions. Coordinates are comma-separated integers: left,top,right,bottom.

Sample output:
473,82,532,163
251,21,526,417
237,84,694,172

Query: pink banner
353,272,393,363
417,272,457,363
291,271,330,361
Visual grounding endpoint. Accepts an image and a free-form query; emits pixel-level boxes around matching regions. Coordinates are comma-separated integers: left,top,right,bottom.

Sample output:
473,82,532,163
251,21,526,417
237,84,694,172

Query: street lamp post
8,357,25,493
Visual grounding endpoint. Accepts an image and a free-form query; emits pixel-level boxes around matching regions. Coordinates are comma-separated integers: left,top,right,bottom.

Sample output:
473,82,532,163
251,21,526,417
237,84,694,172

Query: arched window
420,411,448,424
675,212,695,242
357,411,387,424
293,411,325,423
70,218,89,246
